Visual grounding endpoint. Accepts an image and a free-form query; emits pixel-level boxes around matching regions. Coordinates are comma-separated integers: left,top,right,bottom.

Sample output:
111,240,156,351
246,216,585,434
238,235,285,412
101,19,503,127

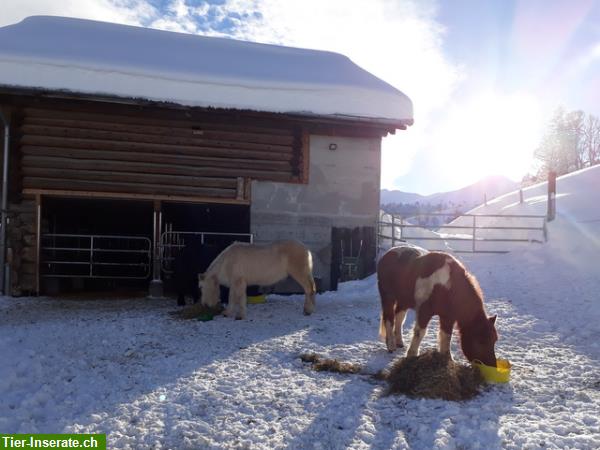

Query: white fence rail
378,212,547,254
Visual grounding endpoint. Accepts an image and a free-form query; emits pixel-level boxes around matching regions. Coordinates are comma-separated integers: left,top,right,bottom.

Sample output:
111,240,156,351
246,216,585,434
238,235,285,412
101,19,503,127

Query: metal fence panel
41,233,152,279
378,212,547,254
159,230,253,274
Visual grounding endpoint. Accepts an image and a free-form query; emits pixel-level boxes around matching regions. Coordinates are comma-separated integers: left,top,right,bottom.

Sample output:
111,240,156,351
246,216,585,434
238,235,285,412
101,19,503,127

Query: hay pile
171,303,224,320
384,350,483,401
300,353,362,374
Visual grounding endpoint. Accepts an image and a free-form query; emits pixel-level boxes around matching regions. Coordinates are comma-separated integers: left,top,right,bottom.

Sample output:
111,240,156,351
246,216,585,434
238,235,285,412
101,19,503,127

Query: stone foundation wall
7,197,37,296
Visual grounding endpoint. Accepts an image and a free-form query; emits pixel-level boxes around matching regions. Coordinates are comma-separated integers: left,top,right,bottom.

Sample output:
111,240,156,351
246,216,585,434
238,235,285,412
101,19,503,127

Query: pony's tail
379,313,387,341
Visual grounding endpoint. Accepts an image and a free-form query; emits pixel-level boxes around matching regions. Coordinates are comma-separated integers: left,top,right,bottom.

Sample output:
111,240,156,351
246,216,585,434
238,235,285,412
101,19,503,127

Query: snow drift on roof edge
0,16,413,124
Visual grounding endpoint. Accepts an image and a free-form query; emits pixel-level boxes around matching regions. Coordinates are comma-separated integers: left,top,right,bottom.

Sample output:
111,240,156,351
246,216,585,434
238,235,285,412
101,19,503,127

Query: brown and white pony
198,240,316,320
377,245,498,366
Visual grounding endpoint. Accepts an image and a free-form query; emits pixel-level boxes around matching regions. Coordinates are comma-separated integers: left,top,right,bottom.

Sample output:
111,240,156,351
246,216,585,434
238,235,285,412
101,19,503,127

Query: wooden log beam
20,134,293,161
22,155,294,182
20,123,294,152
22,167,238,189
23,116,294,146
23,107,294,136
21,145,292,171
23,188,251,205
23,177,236,198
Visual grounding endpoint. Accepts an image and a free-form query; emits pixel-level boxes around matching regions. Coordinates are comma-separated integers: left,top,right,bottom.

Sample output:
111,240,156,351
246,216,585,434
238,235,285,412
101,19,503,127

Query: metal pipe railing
159,230,253,274
40,233,152,279
378,211,548,254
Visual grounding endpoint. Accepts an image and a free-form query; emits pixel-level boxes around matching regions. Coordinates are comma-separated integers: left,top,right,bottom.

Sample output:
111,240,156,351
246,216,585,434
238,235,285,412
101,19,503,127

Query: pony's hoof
303,310,313,316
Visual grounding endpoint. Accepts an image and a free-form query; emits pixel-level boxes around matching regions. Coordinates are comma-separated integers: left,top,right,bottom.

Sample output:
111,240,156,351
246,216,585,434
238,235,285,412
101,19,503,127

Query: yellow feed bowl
247,294,266,304
472,359,511,383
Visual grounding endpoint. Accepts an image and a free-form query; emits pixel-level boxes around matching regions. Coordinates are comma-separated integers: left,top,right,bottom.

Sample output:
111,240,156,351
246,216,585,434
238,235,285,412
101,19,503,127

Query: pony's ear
489,315,497,325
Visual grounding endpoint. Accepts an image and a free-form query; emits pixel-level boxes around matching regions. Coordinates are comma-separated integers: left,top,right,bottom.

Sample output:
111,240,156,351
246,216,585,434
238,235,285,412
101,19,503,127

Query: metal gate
159,228,253,275
40,233,152,279
378,212,548,254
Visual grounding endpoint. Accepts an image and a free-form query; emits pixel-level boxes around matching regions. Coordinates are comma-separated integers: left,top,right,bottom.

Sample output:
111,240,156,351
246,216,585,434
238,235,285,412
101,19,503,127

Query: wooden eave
0,86,409,138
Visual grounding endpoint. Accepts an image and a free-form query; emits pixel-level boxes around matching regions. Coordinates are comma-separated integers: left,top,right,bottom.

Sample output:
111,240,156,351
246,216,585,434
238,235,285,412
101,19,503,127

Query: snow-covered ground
1,167,599,449
1,269,599,449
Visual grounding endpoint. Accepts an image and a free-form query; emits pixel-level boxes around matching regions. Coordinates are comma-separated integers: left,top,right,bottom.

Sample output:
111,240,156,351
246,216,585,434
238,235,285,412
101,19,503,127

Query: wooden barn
0,16,413,297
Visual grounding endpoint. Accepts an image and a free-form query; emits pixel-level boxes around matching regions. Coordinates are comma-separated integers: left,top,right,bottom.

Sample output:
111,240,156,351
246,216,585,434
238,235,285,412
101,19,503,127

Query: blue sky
399,0,600,194
3,0,600,194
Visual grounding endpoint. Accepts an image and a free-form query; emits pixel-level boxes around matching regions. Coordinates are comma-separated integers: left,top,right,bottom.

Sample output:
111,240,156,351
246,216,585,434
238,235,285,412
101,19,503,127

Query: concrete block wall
251,135,381,291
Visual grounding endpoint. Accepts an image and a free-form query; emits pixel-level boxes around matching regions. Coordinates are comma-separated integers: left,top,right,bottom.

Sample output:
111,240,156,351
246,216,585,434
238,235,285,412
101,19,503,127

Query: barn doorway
40,197,154,294
330,226,377,291
159,202,251,298
161,202,250,236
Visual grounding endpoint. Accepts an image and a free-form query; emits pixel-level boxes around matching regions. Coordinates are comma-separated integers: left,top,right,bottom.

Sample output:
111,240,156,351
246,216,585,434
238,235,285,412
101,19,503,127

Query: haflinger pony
377,244,498,367
198,240,316,320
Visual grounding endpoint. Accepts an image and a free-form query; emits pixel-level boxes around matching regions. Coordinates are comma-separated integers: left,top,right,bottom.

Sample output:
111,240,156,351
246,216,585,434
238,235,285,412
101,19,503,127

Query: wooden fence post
547,171,556,221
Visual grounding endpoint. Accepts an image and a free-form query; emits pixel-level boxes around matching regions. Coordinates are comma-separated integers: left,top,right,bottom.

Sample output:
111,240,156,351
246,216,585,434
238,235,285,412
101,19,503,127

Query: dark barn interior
40,197,154,294
43,197,153,236
160,202,251,300
161,202,250,237
39,197,250,296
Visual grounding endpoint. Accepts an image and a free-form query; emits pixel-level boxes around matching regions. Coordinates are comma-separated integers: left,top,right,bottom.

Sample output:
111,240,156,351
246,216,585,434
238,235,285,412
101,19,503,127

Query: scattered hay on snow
170,303,224,320
300,353,362,374
384,349,483,401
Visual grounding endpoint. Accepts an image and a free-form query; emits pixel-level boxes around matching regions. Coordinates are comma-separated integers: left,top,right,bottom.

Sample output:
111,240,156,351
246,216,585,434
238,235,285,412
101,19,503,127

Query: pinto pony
198,240,316,320
377,245,498,366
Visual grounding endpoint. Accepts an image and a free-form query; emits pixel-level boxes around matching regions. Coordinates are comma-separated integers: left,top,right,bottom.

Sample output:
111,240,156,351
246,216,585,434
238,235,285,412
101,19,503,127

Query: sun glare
434,92,543,185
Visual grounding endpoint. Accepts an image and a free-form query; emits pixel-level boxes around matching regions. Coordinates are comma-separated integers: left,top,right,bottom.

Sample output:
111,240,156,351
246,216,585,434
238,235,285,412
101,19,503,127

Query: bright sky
3,0,600,195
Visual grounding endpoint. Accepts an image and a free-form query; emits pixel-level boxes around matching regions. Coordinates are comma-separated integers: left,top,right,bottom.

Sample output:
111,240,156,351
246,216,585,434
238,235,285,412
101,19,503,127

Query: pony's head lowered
198,273,220,307
453,266,498,367
460,314,498,367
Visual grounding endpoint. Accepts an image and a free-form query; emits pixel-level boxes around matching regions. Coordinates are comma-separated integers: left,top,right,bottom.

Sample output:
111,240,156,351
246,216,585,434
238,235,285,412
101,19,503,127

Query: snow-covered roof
0,16,413,126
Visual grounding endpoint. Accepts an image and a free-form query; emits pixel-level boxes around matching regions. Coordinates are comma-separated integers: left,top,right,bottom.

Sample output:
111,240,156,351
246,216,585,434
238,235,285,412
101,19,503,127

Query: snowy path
2,252,599,450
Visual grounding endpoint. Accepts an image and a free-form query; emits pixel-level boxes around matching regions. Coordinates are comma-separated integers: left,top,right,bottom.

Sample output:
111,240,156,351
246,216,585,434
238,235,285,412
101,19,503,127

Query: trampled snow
0,16,412,124
1,166,599,449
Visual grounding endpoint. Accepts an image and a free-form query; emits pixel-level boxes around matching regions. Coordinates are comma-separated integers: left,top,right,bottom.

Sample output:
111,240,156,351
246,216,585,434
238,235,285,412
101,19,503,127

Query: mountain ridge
381,175,519,210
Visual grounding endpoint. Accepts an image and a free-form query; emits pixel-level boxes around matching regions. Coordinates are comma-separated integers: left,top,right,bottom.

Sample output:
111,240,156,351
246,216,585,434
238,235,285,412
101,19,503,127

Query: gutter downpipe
0,111,9,296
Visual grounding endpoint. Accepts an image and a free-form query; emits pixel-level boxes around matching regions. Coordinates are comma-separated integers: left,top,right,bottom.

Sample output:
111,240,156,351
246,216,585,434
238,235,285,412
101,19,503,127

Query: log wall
19,107,306,202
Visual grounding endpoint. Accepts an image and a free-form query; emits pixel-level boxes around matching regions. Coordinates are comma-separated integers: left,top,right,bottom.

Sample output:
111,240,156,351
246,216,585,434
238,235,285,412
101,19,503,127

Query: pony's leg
223,284,238,318
302,274,317,315
230,278,247,320
223,289,235,318
289,268,317,315
379,295,397,352
393,308,407,348
406,311,432,357
438,316,455,357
